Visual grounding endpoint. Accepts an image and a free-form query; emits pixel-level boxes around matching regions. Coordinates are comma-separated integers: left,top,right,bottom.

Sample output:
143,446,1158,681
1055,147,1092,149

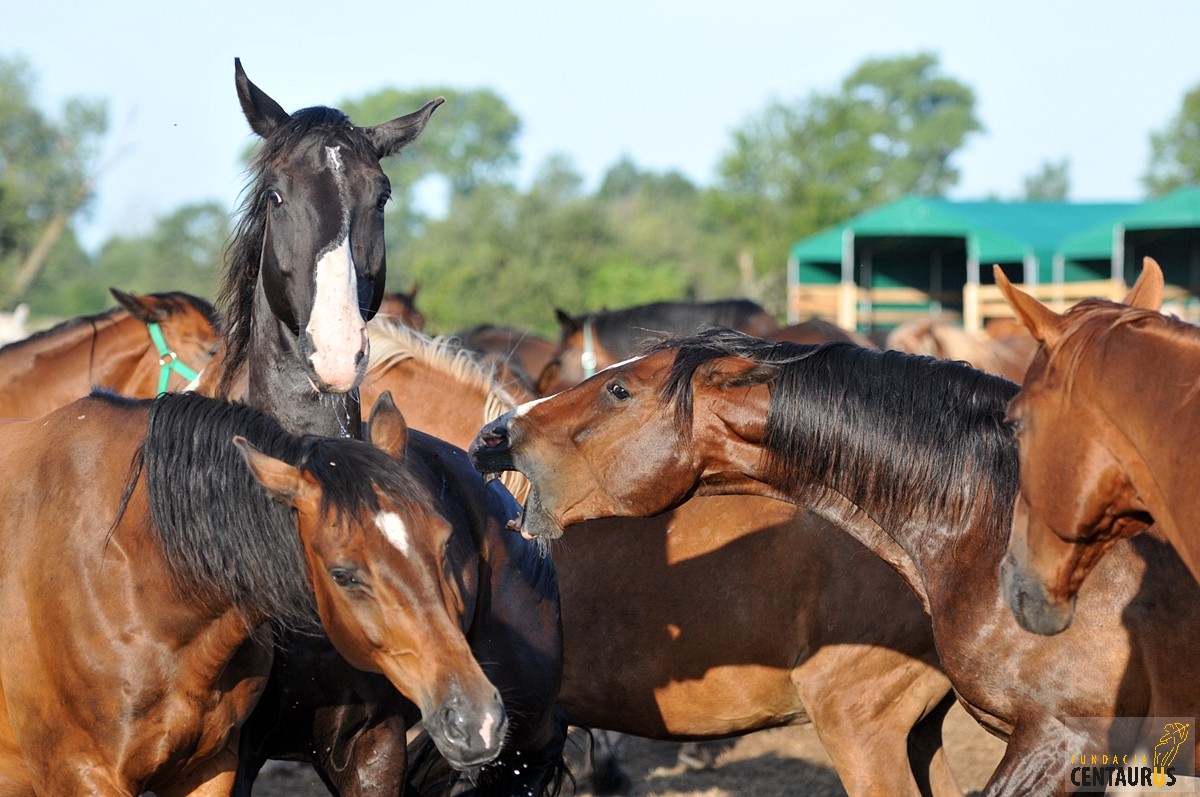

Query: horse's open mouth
504,490,565,541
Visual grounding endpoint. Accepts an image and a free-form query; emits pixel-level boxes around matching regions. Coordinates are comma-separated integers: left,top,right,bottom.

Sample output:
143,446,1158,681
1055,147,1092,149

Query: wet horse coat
472,329,1200,797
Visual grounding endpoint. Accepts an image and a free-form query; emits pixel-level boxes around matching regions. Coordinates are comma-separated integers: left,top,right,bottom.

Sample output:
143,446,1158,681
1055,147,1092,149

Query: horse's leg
980,716,1089,797
906,691,963,797
797,647,960,797
154,744,239,797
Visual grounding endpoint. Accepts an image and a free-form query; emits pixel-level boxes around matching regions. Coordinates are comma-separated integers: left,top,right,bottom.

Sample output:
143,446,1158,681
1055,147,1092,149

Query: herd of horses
0,58,1193,797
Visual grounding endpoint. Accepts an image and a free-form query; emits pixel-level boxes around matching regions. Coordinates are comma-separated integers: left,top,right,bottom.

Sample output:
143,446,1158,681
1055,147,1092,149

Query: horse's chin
305,362,367,394
519,490,566,541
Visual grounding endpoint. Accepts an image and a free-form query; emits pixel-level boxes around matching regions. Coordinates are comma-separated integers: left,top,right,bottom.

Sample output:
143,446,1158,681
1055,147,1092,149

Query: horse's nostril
355,350,365,364
441,702,470,745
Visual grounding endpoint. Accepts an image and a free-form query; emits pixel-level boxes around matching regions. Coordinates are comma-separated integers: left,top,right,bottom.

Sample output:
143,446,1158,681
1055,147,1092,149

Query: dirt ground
247,702,1007,796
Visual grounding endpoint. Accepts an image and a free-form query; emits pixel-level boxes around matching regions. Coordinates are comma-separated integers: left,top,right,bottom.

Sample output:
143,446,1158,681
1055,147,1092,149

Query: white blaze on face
305,145,367,391
375,511,411,556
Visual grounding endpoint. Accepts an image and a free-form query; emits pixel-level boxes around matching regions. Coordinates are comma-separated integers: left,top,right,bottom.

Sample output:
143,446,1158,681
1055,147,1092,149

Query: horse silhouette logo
1155,722,1191,771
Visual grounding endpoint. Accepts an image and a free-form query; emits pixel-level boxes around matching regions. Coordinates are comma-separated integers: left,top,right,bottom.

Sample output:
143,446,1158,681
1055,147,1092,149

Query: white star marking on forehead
375,511,410,556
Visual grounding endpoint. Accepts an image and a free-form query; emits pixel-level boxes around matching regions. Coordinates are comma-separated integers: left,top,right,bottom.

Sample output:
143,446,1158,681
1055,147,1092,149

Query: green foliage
0,54,107,306
1144,83,1200,196
709,52,982,291
22,202,228,321
341,86,520,205
1023,158,1070,200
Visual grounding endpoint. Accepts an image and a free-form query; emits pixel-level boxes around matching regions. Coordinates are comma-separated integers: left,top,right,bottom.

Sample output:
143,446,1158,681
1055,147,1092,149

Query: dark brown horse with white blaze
471,329,1200,796
0,288,219,417
208,61,565,795
0,391,504,796
361,322,960,797
995,259,1200,635
211,58,442,437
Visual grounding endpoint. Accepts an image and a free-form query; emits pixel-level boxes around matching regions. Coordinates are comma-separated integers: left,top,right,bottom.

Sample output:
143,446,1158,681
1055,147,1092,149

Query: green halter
147,322,201,396
580,317,597,379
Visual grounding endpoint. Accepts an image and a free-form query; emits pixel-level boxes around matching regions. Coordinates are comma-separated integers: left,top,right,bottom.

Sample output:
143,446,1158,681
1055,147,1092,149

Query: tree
1144,84,1200,196
1023,158,1070,200
710,52,982,301
0,55,108,307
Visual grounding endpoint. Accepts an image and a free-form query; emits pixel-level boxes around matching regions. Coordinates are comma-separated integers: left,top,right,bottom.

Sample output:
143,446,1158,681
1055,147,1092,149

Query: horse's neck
0,313,148,405
1093,323,1200,541
245,295,361,439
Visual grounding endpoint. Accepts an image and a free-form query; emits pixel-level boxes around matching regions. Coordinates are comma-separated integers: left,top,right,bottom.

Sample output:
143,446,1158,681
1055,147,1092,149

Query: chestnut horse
361,321,961,797
0,390,504,795
536,298,780,395
205,62,565,795
994,259,1198,635
472,328,1200,796
0,288,219,417
886,318,1036,384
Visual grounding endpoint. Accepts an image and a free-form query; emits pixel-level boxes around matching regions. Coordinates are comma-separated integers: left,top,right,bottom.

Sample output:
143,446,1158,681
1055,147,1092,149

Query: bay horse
0,390,504,795
376,284,426,330
0,288,219,417
993,259,1198,634
207,61,565,795
453,323,558,397
535,298,780,395
471,328,1200,796
361,321,961,797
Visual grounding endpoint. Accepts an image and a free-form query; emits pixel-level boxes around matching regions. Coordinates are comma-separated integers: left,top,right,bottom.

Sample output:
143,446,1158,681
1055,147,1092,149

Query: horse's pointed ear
703,357,780,390
233,436,315,506
363,97,445,160
109,287,167,323
234,58,291,139
993,265,1064,345
554,309,579,334
366,391,409,460
1124,257,1165,310
533,360,561,397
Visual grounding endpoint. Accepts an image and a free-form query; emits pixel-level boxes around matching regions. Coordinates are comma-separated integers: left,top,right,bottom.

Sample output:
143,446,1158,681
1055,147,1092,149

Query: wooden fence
790,279,1197,334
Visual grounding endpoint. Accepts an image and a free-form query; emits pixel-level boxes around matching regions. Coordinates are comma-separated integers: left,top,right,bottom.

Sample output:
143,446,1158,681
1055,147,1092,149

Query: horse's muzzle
999,553,1077,636
469,412,517,474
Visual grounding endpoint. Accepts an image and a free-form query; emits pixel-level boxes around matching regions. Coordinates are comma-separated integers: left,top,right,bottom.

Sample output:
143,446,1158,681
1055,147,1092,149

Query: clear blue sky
5,1,1200,252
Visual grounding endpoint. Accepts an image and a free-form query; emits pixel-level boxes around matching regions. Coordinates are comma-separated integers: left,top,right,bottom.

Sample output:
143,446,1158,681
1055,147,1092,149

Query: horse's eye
376,191,391,212
267,189,283,207
329,567,362,589
607,382,631,401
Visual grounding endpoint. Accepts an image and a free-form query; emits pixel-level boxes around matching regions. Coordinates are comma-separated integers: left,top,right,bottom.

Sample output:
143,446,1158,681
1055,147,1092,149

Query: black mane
128,391,425,628
654,328,1021,533
581,299,774,357
217,105,379,396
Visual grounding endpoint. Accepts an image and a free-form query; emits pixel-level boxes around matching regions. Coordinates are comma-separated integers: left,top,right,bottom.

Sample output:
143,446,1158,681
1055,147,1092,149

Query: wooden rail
790,278,1200,334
